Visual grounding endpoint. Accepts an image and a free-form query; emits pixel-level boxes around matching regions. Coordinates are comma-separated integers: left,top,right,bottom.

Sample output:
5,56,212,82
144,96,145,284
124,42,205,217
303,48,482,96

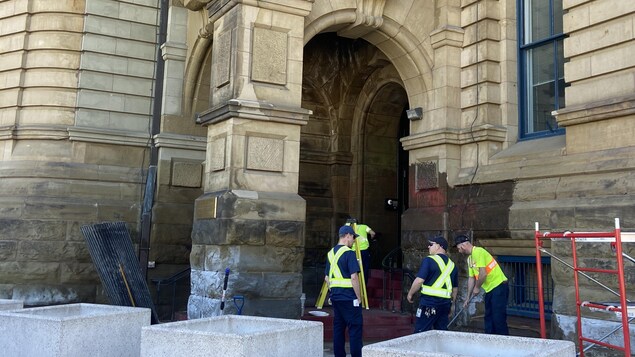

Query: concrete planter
0,299,23,311
0,303,151,357
141,315,323,357
363,330,576,357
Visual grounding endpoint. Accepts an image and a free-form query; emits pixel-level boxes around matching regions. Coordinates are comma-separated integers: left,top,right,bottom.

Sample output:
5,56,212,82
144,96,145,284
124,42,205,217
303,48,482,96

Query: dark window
518,0,566,139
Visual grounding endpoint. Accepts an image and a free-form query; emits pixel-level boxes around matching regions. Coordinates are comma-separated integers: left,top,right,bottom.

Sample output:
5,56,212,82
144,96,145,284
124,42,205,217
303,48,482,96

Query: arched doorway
299,33,409,301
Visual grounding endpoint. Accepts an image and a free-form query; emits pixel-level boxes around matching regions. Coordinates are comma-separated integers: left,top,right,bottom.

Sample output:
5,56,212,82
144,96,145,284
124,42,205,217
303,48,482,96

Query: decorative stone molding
251,27,288,85
0,126,69,140
67,126,150,147
197,99,311,126
430,25,465,49
553,94,635,127
206,0,313,23
184,0,212,11
338,0,386,38
400,124,506,151
153,132,207,151
161,41,188,61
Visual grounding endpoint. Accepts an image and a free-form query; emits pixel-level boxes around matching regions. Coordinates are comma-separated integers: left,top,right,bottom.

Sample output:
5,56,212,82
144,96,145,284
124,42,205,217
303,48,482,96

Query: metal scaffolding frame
534,218,634,357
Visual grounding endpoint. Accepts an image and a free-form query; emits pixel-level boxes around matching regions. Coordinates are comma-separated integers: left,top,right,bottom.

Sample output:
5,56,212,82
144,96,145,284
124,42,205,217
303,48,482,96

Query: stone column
188,0,312,319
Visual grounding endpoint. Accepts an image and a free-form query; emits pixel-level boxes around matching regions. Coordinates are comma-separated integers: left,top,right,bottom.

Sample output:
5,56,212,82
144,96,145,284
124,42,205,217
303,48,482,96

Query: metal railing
498,255,553,319
151,268,190,322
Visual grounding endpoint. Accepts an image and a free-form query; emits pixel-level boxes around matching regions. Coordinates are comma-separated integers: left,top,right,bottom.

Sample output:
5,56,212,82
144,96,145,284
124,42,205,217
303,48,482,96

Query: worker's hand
472,287,480,295
407,294,414,304
448,304,454,318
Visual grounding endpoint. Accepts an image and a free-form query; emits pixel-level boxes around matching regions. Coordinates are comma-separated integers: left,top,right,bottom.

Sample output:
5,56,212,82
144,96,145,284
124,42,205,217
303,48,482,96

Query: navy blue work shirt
416,253,458,307
324,245,360,301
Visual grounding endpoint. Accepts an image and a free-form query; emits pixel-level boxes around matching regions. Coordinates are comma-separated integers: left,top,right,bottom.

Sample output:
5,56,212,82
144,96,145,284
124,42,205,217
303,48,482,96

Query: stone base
363,330,575,356
141,315,323,357
0,303,151,357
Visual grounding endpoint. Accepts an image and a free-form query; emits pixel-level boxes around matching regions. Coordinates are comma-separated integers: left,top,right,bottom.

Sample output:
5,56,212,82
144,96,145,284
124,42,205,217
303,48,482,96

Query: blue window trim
517,0,567,141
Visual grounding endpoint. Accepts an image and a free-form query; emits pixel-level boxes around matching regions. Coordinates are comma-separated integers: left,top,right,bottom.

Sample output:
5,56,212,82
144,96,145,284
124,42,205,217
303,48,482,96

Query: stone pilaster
188,0,312,318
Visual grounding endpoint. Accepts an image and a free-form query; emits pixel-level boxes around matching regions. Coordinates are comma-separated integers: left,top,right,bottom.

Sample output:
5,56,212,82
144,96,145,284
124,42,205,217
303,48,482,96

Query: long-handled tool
220,267,230,314
448,295,476,327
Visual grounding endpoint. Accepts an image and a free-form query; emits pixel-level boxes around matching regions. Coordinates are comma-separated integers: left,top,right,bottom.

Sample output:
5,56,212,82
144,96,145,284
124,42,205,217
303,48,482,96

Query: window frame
517,0,567,140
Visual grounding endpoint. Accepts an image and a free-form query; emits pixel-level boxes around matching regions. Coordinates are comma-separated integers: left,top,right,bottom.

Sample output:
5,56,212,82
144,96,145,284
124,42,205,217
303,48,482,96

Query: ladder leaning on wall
534,218,634,357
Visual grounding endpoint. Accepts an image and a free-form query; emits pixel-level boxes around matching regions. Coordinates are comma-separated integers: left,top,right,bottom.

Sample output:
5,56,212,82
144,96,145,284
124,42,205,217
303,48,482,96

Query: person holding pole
454,234,509,335
346,218,376,286
325,225,363,357
406,236,458,333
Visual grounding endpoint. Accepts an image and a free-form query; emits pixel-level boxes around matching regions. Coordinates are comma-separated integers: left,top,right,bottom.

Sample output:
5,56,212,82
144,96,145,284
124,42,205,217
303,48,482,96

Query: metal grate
81,222,160,324
498,255,553,319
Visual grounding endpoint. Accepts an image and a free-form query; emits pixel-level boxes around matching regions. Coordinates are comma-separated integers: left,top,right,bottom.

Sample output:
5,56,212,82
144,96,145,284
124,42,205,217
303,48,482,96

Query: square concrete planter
141,315,323,357
363,330,575,357
0,299,23,311
0,303,151,357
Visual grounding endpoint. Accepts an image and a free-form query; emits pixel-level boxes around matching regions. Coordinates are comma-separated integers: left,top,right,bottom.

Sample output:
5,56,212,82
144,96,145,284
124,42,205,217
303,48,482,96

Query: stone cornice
0,125,69,140
153,132,207,151
401,124,506,151
68,126,151,147
430,25,465,49
161,41,188,61
553,94,635,127
197,99,311,126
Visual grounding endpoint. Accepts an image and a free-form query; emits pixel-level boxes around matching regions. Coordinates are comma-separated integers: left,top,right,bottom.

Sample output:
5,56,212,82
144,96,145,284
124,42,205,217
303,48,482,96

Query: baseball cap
454,235,470,246
339,225,359,237
428,236,448,250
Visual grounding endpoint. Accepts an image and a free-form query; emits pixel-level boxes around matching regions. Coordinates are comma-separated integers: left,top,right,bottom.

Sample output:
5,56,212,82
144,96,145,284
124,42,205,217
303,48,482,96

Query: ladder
316,226,369,309
535,218,634,357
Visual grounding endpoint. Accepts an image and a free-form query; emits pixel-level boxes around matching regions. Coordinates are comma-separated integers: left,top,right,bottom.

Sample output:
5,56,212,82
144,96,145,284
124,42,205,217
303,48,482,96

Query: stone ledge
554,93,635,127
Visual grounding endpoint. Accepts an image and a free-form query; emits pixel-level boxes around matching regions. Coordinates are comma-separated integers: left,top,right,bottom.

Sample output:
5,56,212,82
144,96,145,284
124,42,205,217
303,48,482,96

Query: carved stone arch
182,9,213,119
304,5,432,113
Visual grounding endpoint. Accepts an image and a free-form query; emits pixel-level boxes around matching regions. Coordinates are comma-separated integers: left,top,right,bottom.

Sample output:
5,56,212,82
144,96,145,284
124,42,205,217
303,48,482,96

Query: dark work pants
484,281,509,335
361,249,371,286
414,302,451,333
332,300,363,357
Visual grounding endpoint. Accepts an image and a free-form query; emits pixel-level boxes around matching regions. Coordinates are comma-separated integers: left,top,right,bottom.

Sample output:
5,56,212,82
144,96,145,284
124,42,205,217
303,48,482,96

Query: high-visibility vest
327,246,353,288
420,255,454,299
350,224,371,250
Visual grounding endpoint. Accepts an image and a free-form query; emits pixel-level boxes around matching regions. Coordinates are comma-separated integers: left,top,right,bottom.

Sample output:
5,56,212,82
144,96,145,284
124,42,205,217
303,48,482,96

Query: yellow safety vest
327,246,353,288
351,224,371,251
420,255,454,299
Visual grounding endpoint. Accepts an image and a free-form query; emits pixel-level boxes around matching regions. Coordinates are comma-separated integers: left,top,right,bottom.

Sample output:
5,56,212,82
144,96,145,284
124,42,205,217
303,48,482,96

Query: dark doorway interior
299,33,409,302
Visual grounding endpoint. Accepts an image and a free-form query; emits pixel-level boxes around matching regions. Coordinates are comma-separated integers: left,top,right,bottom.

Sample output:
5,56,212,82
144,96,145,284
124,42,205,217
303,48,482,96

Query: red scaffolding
534,218,634,357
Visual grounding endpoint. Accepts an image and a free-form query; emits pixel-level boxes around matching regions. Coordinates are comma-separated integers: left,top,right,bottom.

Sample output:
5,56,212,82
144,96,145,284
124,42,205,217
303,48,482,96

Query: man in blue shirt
406,236,458,333
325,225,363,357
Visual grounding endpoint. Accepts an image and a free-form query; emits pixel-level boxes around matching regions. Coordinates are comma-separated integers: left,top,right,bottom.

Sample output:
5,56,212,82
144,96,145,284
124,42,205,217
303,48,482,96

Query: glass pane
532,81,557,132
525,0,550,43
553,0,563,35
556,40,565,109
524,43,559,134
531,44,554,86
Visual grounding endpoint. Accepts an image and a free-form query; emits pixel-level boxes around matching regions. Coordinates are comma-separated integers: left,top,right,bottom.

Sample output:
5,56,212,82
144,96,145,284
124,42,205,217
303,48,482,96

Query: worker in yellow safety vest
455,234,509,335
325,225,363,357
406,236,458,333
346,218,376,286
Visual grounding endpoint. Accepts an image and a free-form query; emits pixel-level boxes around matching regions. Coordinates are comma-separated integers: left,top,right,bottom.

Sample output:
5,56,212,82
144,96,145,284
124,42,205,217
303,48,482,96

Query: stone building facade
1,0,634,347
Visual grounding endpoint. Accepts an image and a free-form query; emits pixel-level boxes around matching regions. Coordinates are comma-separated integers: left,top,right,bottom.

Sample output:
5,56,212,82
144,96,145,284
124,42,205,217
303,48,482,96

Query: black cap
454,235,470,246
428,236,448,250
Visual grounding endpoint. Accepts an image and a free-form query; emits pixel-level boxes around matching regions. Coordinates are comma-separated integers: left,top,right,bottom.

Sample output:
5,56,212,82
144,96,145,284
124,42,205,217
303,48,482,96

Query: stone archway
299,33,409,301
